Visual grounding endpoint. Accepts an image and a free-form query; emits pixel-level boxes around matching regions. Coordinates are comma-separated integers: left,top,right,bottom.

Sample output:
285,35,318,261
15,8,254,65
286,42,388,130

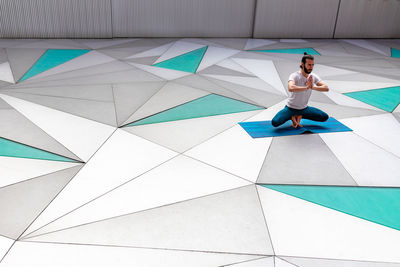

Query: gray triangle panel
125,56,159,65
308,101,385,119
1,84,114,102
257,134,356,186
3,92,117,127
198,65,255,77
26,185,274,255
280,256,400,267
113,81,167,126
6,49,46,82
174,74,259,106
0,165,83,239
0,108,81,161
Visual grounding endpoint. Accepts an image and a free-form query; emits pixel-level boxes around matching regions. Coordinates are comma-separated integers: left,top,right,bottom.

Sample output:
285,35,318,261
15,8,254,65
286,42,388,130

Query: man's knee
271,118,279,127
321,113,329,122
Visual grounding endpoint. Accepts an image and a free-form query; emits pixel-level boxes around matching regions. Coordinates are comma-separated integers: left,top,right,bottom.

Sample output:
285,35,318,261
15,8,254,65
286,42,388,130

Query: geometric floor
1,38,400,266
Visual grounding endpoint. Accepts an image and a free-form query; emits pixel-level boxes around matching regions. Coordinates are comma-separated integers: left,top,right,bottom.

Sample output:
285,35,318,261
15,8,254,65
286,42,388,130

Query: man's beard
303,66,312,74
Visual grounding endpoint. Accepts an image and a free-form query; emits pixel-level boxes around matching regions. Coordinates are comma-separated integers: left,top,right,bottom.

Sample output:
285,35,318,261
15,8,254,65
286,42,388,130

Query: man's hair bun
304,52,308,55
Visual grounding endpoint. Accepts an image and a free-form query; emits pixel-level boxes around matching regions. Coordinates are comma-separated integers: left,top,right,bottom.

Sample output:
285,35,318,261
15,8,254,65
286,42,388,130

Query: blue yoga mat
239,117,352,138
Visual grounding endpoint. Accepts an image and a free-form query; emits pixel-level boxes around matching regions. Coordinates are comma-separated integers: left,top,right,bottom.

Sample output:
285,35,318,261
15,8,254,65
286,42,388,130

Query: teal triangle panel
251,48,320,55
125,94,264,126
262,184,400,231
391,48,400,58
19,49,91,81
0,137,76,162
153,46,208,73
344,86,400,112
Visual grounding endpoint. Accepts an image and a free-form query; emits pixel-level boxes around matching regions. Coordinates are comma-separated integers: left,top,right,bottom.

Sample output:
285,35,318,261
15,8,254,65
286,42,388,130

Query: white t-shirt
287,70,321,109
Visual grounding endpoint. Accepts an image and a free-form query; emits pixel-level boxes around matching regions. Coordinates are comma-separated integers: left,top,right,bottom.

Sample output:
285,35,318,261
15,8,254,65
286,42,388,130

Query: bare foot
291,115,298,128
296,115,303,127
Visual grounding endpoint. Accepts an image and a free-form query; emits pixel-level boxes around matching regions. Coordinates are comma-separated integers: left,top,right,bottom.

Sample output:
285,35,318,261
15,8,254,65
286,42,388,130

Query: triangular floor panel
153,46,208,73
0,165,82,239
22,129,177,238
251,48,320,55
0,156,81,189
19,49,91,81
25,155,251,237
280,256,400,267
22,51,116,82
2,241,262,267
344,86,400,112
3,92,117,127
113,81,167,126
126,94,264,126
392,48,400,58
228,257,274,266
0,94,115,162
340,114,400,158
0,62,15,83
257,134,355,186
124,110,262,153
0,236,14,260
257,186,400,262
0,137,77,163
308,101,384,119
0,109,81,161
320,131,400,187
5,48,46,82
196,46,239,72
26,185,274,255
153,41,205,64
185,125,272,183
174,74,259,105
262,184,400,231
122,81,209,126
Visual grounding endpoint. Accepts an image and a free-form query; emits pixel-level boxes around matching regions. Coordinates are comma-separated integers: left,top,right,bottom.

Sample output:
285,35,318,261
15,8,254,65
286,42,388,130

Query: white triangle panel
231,58,287,95
129,62,191,80
2,241,262,267
323,80,399,93
196,46,239,72
320,131,400,187
185,125,272,183
0,157,81,188
202,74,284,95
257,186,400,263
0,235,14,260
26,155,251,237
324,90,381,111
340,114,400,158
343,40,390,56
245,39,277,50
216,58,253,75
22,129,177,237
153,41,205,64
0,62,15,83
127,43,174,59
0,94,115,162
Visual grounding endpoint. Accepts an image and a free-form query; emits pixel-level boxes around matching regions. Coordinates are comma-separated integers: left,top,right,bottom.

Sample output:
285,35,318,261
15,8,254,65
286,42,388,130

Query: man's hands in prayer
305,75,313,89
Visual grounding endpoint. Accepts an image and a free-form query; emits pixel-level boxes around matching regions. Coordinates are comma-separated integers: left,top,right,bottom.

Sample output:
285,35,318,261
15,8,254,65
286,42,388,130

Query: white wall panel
253,0,340,38
0,0,112,38
335,0,400,38
111,0,255,37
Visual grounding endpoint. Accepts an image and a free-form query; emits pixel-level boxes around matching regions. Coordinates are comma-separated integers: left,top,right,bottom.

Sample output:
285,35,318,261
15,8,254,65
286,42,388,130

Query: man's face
302,59,314,74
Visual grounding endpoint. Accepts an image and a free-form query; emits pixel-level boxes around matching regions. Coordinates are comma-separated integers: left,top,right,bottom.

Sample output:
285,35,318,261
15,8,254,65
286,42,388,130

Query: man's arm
288,80,309,92
312,80,329,92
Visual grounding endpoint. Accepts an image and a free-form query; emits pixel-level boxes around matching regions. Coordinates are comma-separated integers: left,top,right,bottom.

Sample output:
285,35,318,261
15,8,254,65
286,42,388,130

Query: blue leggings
271,105,329,127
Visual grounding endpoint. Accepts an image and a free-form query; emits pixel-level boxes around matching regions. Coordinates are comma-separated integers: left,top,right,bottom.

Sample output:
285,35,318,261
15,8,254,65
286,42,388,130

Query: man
271,53,329,128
